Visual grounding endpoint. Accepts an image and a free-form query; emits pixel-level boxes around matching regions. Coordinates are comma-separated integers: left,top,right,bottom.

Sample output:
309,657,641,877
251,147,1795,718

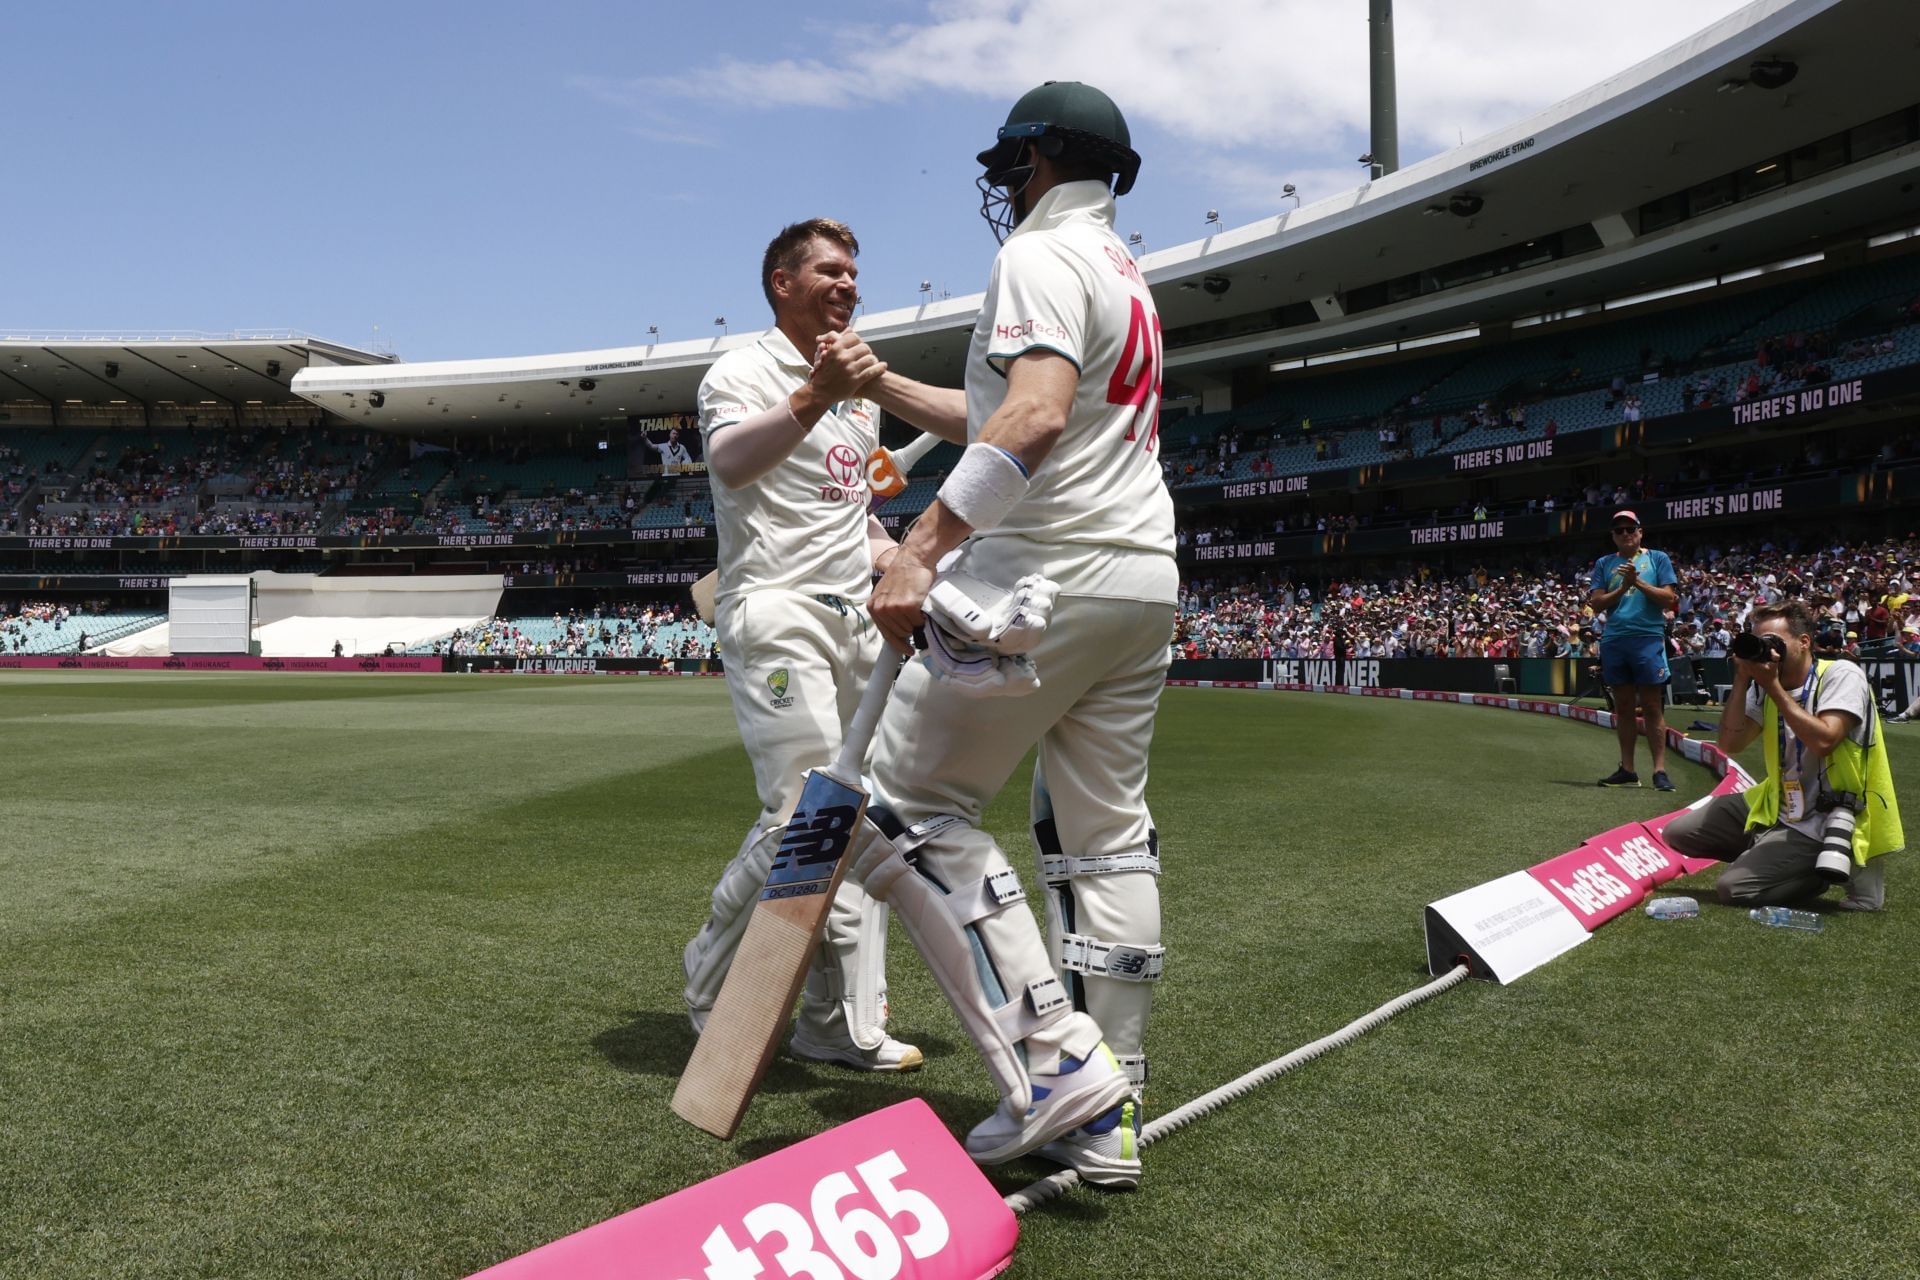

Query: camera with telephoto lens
1813,790,1861,884
1730,630,1788,663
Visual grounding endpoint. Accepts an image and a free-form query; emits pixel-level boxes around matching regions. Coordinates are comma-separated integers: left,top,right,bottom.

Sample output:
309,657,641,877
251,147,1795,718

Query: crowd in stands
0,599,131,653
1176,428,1918,548
1175,533,1920,662
431,603,717,659
192,508,325,536
1157,262,1920,489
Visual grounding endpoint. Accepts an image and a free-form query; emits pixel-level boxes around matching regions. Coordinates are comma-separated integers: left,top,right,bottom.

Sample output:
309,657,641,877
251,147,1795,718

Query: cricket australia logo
766,667,793,708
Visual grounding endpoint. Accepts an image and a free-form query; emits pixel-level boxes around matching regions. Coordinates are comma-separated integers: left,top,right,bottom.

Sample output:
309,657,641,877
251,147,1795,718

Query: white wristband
938,443,1029,531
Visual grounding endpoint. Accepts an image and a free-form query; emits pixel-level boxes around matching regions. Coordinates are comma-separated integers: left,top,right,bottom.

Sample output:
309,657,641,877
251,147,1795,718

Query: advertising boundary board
465,1099,1016,1280
0,654,442,673
1164,676,1756,983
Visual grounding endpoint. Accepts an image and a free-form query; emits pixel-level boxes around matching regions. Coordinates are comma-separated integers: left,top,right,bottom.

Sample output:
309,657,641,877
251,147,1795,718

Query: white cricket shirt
698,329,881,603
961,180,1178,603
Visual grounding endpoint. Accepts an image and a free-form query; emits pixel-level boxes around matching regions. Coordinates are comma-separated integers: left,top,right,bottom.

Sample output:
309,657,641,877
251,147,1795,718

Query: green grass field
2,672,1915,1279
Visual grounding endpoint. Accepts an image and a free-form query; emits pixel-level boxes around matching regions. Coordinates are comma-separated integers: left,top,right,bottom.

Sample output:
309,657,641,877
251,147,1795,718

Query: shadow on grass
594,1009,698,1076
592,1009,960,1085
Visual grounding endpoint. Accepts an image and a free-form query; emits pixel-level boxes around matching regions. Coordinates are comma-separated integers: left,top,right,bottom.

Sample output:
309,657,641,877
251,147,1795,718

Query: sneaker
788,1027,924,1072
1037,1097,1142,1189
1652,771,1676,792
1598,768,1641,788
965,1041,1134,1166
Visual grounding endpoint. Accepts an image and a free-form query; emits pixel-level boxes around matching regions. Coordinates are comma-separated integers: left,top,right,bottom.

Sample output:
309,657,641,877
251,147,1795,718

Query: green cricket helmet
976,81,1141,242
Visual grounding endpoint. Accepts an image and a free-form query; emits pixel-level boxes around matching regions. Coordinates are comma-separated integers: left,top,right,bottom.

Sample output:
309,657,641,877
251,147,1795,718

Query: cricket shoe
1652,770,1676,792
965,1041,1134,1166
1037,1097,1142,1189
788,1026,924,1072
787,993,923,1072
1598,768,1641,788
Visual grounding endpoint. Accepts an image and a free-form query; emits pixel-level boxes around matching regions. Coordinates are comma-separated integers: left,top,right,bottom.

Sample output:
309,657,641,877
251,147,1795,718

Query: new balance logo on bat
764,803,861,896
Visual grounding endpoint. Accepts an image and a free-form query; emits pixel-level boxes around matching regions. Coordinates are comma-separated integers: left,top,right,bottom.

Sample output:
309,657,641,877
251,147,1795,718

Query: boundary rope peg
1004,962,1473,1213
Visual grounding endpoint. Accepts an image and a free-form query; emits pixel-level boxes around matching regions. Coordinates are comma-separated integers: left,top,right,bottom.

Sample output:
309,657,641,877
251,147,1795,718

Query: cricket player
680,218,921,1072
852,82,1173,1186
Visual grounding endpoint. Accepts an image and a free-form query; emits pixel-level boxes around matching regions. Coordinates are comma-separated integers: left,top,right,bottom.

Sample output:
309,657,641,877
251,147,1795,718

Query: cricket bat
672,652,906,1138
688,433,942,624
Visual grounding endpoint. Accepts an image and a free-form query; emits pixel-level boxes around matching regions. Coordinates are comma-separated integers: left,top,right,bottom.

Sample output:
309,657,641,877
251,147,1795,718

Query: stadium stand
1176,534,1920,663
412,605,716,659
1158,252,1920,490
0,603,167,654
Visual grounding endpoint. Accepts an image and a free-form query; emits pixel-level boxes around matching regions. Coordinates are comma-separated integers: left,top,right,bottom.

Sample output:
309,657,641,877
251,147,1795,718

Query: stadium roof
0,332,392,416
185,0,1920,430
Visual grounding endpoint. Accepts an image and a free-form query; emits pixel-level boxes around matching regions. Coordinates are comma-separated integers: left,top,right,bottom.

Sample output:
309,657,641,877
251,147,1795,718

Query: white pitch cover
1424,870,1588,985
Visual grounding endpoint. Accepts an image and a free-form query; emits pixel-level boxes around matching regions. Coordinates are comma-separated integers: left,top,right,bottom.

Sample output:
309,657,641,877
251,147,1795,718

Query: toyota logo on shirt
826,445,862,488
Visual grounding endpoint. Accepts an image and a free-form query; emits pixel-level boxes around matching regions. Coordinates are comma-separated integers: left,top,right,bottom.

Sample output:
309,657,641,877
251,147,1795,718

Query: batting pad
466,1099,1016,1280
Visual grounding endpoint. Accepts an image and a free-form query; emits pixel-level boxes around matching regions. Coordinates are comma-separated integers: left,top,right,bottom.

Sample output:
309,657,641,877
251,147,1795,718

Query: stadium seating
0,609,167,654
409,610,717,658
1163,252,1920,490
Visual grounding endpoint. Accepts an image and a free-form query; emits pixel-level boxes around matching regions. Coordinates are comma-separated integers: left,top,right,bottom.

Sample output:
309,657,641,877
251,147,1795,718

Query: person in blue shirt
1587,509,1680,790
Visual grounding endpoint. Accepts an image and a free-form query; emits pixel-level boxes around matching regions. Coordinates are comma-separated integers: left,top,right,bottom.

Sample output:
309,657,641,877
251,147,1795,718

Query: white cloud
596,0,1754,163
568,74,720,148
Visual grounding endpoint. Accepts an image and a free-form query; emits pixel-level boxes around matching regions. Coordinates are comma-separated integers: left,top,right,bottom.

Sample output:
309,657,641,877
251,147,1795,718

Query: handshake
807,330,887,404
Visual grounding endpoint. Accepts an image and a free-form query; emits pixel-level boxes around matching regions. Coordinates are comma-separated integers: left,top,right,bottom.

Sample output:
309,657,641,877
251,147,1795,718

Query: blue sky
3,0,1746,361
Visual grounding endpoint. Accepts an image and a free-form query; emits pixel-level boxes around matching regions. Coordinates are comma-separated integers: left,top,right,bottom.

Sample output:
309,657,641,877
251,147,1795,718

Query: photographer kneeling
1665,601,1902,911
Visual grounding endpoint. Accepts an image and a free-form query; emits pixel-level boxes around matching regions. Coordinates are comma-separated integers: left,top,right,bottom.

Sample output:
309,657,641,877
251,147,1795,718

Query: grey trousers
1663,791,1887,911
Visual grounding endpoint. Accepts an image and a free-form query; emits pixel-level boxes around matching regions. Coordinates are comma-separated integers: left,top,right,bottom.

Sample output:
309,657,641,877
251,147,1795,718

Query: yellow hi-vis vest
1745,658,1904,864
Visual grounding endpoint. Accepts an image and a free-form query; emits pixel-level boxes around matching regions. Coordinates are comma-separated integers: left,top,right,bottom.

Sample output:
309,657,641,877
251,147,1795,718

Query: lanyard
1777,663,1818,776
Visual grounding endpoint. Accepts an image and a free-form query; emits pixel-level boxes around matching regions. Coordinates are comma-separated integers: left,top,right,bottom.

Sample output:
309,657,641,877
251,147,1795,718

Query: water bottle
1749,906,1823,932
1645,896,1699,919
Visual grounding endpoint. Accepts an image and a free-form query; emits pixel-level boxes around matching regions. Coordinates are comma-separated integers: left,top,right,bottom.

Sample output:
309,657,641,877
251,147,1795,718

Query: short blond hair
761,218,859,309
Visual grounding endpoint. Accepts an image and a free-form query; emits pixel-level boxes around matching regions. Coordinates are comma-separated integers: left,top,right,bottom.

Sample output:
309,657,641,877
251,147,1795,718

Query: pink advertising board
0,654,440,672
468,1100,1016,1280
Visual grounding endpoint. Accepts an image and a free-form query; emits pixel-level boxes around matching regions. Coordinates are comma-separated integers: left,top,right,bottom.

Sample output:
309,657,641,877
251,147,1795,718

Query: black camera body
1730,630,1788,663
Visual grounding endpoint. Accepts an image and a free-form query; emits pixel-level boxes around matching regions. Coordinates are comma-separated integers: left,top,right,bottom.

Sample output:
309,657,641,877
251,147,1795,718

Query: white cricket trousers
691,588,888,1042
717,588,882,827
870,593,1174,1076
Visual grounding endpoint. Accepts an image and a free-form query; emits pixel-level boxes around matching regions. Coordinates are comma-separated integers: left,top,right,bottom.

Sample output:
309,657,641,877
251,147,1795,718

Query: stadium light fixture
1204,209,1220,227
1282,184,1300,208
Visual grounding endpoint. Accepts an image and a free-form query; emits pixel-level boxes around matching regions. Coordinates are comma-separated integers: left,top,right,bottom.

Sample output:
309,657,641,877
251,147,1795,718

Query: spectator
1586,510,1679,790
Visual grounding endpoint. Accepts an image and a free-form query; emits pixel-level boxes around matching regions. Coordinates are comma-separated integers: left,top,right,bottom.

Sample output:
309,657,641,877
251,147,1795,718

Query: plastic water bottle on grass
1645,896,1699,919
1749,906,1823,932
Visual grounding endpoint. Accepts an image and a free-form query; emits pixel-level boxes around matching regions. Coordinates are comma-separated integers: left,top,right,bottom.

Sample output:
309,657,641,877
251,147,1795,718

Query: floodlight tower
1368,0,1400,179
